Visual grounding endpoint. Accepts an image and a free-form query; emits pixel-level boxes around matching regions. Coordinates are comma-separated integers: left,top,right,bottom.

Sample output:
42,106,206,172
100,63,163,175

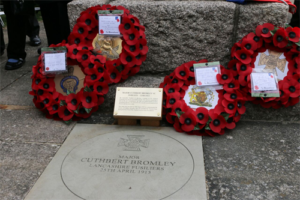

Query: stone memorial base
25,124,207,200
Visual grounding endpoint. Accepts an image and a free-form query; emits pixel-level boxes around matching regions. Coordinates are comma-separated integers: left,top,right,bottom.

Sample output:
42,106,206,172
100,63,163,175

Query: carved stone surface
235,3,288,42
25,125,207,200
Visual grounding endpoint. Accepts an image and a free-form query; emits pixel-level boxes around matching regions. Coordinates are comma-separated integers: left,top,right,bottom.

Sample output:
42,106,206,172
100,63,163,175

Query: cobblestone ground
0,21,299,200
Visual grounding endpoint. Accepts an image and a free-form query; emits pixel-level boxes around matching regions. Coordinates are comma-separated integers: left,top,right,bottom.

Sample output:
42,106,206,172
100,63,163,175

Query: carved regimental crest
188,86,215,107
258,50,287,73
118,135,150,151
92,34,122,60
60,66,79,94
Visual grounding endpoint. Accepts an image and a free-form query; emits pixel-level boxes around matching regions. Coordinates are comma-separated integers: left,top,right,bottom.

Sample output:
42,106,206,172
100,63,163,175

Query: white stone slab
25,125,207,200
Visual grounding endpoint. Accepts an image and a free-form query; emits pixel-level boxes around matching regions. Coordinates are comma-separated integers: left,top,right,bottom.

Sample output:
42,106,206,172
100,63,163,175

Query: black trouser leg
39,1,70,46
0,24,5,53
26,12,40,38
290,0,300,27
5,13,28,59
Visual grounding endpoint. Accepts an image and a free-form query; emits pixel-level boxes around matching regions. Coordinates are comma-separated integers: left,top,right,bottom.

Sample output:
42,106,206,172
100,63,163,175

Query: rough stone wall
67,0,288,71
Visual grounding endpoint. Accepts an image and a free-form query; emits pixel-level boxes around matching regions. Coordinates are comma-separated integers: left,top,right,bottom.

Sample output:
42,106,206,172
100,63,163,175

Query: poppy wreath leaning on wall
159,60,247,137
67,5,148,84
29,42,108,123
229,23,300,108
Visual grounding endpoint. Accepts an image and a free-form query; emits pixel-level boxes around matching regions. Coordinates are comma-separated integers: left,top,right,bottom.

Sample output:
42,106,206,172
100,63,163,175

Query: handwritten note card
195,67,219,86
99,16,121,35
44,53,66,72
251,72,277,91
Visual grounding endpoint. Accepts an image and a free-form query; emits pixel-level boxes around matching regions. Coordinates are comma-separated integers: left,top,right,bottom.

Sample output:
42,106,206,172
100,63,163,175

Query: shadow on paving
203,120,300,200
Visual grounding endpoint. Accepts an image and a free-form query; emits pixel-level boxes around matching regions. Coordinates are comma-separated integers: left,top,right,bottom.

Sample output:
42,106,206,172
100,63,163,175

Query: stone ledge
68,0,109,30
111,1,236,72
96,75,300,122
235,2,288,41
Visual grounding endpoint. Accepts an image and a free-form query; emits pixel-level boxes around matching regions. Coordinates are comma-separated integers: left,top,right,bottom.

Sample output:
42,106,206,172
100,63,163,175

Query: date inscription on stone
61,131,194,199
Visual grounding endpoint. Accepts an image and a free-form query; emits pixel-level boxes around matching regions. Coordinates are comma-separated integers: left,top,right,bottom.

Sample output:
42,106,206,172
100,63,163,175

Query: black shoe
29,35,41,46
5,58,25,70
37,47,41,55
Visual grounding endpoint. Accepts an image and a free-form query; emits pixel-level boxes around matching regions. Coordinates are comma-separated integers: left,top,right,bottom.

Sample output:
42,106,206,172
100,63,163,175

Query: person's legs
290,0,300,27
39,1,70,46
0,23,5,55
26,12,40,38
3,2,30,70
5,13,27,60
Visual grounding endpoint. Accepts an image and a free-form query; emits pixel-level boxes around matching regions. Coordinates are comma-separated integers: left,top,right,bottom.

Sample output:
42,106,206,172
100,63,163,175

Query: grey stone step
67,1,288,73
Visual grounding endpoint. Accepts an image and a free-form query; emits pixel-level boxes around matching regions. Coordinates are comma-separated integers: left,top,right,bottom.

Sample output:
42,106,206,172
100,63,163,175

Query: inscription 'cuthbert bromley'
81,157,176,166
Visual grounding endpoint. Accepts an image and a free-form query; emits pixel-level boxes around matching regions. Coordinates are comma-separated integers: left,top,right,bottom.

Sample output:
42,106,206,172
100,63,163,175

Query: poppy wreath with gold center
67,5,148,84
159,60,247,137
29,42,109,123
229,23,300,108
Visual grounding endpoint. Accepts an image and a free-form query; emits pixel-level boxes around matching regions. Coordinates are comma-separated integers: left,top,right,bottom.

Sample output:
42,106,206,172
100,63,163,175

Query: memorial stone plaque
25,125,207,200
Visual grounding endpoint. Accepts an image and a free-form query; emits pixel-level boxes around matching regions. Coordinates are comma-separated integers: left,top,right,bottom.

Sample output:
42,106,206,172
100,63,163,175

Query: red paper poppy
222,99,237,114
120,51,138,68
73,22,91,38
68,32,85,46
169,101,188,116
240,37,258,53
217,68,234,84
80,91,98,109
139,38,149,55
66,93,81,111
93,82,109,95
226,117,236,130
236,62,253,76
246,32,263,49
124,42,141,57
237,101,246,115
163,84,181,95
285,27,300,43
165,92,181,108
77,12,97,29
76,50,90,63
58,106,74,121
66,44,79,60
39,92,54,108
37,79,55,92
224,91,243,102
283,79,300,98
135,54,146,66
195,107,209,124
47,103,60,115
255,23,274,38
179,109,197,132
123,28,140,46
175,65,190,81
208,110,226,133
119,17,134,34
234,49,252,64
223,80,240,93
273,28,288,48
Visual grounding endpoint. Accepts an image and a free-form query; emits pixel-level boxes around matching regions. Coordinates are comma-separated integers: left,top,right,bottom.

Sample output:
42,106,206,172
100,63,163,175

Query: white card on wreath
99,16,121,35
44,53,66,72
195,67,219,86
251,72,277,91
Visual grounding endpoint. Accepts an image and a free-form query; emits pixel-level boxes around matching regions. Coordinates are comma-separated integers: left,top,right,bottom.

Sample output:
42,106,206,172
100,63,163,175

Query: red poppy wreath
229,23,300,108
29,42,108,123
67,5,148,84
159,60,247,137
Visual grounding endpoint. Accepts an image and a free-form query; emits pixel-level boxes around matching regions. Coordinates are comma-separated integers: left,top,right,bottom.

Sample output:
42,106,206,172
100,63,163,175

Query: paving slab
242,101,300,122
26,124,207,200
0,73,33,106
203,120,300,200
0,109,76,144
0,141,60,200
